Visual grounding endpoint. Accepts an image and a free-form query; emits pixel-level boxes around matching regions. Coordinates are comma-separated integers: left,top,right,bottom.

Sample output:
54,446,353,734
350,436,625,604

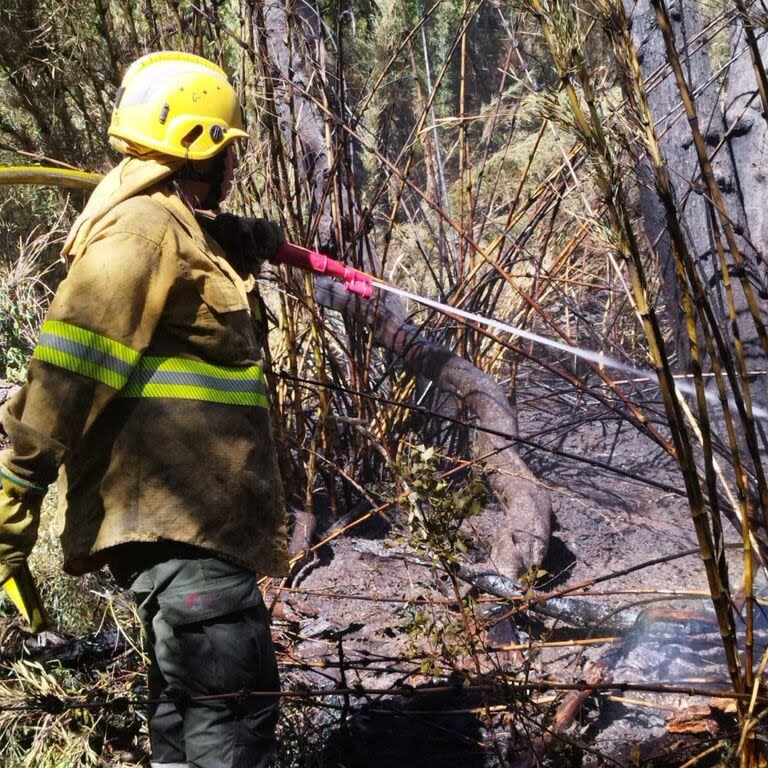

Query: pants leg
146,642,187,763
114,548,280,768
131,574,187,765
153,603,280,768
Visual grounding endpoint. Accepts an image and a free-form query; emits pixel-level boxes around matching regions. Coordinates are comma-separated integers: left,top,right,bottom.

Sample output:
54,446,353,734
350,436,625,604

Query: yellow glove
0,454,46,630
5,563,47,632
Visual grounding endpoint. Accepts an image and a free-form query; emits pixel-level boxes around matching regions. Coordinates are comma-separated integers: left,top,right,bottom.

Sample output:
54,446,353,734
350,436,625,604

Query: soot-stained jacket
0,157,289,577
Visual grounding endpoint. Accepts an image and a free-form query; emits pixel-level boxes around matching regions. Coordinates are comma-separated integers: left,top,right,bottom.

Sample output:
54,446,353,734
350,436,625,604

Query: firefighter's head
108,51,245,209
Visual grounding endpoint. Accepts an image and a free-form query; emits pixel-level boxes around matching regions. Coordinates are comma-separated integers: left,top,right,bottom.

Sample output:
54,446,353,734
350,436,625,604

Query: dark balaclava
172,148,229,211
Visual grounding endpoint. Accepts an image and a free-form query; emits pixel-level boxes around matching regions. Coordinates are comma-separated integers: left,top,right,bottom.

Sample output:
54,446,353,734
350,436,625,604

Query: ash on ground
272,384,762,767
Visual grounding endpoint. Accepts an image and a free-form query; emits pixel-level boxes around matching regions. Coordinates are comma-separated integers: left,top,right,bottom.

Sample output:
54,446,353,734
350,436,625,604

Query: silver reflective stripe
126,368,266,394
37,332,134,379
119,356,268,407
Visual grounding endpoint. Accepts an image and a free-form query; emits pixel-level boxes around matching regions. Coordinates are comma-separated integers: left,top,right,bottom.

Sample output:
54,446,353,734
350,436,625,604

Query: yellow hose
0,165,102,190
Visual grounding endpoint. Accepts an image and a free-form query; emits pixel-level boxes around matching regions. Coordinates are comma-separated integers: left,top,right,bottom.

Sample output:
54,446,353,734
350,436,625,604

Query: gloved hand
0,453,45,587
200,213,285,274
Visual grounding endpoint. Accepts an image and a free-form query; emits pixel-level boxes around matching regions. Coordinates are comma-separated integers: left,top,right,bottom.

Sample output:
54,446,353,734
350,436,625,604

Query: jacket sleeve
0,223,177,492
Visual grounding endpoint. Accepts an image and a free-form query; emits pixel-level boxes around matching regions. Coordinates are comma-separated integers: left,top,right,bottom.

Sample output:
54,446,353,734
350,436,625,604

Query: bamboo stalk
527,0,744,699
493,636,620,652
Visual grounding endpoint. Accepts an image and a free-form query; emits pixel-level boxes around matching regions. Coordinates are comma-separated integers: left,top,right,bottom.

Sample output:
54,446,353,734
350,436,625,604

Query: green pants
109,544,279,768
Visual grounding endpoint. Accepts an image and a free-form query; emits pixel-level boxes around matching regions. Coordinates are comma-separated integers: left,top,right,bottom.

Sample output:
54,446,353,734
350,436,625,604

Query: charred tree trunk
724,10,768,376
626,0,763,370
256,0,551,578
316,285,552,578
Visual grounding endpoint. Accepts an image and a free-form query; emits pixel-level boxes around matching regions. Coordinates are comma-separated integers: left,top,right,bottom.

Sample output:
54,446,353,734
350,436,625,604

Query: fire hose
275,242,768,421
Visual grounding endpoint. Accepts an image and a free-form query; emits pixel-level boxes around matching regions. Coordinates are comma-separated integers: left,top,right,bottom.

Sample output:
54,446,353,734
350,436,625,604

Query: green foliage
391,445,489,673
393,443,489,564
403,601,478,675
23,490,140,637
0,0,242,171
0,219,67,381
0,661,102,768
0,489,147,767
0,657,146,768
0,289,38,381
0,0,245,378
0,0,740,762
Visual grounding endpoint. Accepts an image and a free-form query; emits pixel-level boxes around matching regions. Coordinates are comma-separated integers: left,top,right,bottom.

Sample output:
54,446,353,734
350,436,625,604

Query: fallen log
1,627,127,667
666,705,719,735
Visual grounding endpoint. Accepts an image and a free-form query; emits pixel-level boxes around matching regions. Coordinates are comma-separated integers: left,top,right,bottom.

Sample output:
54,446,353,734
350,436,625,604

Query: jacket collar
150,188,250,305
62,156,182,264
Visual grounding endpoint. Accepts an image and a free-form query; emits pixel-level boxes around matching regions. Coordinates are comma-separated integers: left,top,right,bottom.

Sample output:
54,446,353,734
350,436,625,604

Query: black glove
199,213,285,274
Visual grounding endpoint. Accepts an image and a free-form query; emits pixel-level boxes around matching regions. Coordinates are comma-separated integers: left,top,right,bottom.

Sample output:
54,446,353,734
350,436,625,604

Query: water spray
276,242,768,422
371,279,768,422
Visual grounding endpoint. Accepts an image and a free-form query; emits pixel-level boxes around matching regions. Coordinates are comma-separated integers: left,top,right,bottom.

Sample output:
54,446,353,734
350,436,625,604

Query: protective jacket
1,157,289,576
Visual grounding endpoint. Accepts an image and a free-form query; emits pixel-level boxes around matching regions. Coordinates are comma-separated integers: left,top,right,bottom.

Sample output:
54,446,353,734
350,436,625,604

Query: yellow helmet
108,51,247,160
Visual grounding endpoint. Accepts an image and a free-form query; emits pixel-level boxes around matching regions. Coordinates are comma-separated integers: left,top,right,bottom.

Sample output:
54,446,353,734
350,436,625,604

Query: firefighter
0,51,289,767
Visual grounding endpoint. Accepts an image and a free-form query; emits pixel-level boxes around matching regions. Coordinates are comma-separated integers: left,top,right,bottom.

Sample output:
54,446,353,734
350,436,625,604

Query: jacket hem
63,533,289,579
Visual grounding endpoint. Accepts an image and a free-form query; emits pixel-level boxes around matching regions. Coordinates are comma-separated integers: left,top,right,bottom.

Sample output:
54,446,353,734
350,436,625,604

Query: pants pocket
155,606,277,698
157,566,263,626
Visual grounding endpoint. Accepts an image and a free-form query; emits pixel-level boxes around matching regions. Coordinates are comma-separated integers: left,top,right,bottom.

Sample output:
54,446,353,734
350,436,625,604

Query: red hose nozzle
343,279,374,298
273,243,374,298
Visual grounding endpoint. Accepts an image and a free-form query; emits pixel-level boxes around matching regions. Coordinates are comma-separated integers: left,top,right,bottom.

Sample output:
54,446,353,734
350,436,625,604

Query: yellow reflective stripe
122,381,268,407
32,319,140,390
31,321,267,407
40,320,140,365
120,356,268,407
33,345,130,389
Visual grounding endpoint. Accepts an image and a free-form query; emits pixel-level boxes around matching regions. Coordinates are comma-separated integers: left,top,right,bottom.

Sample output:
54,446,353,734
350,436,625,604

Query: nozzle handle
273,243,374,297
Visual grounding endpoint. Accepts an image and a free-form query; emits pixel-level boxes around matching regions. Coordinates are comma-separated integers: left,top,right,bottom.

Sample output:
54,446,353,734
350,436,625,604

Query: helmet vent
181,125,204,147
159,103,170,124
114,86,125,109
209,125,224,143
